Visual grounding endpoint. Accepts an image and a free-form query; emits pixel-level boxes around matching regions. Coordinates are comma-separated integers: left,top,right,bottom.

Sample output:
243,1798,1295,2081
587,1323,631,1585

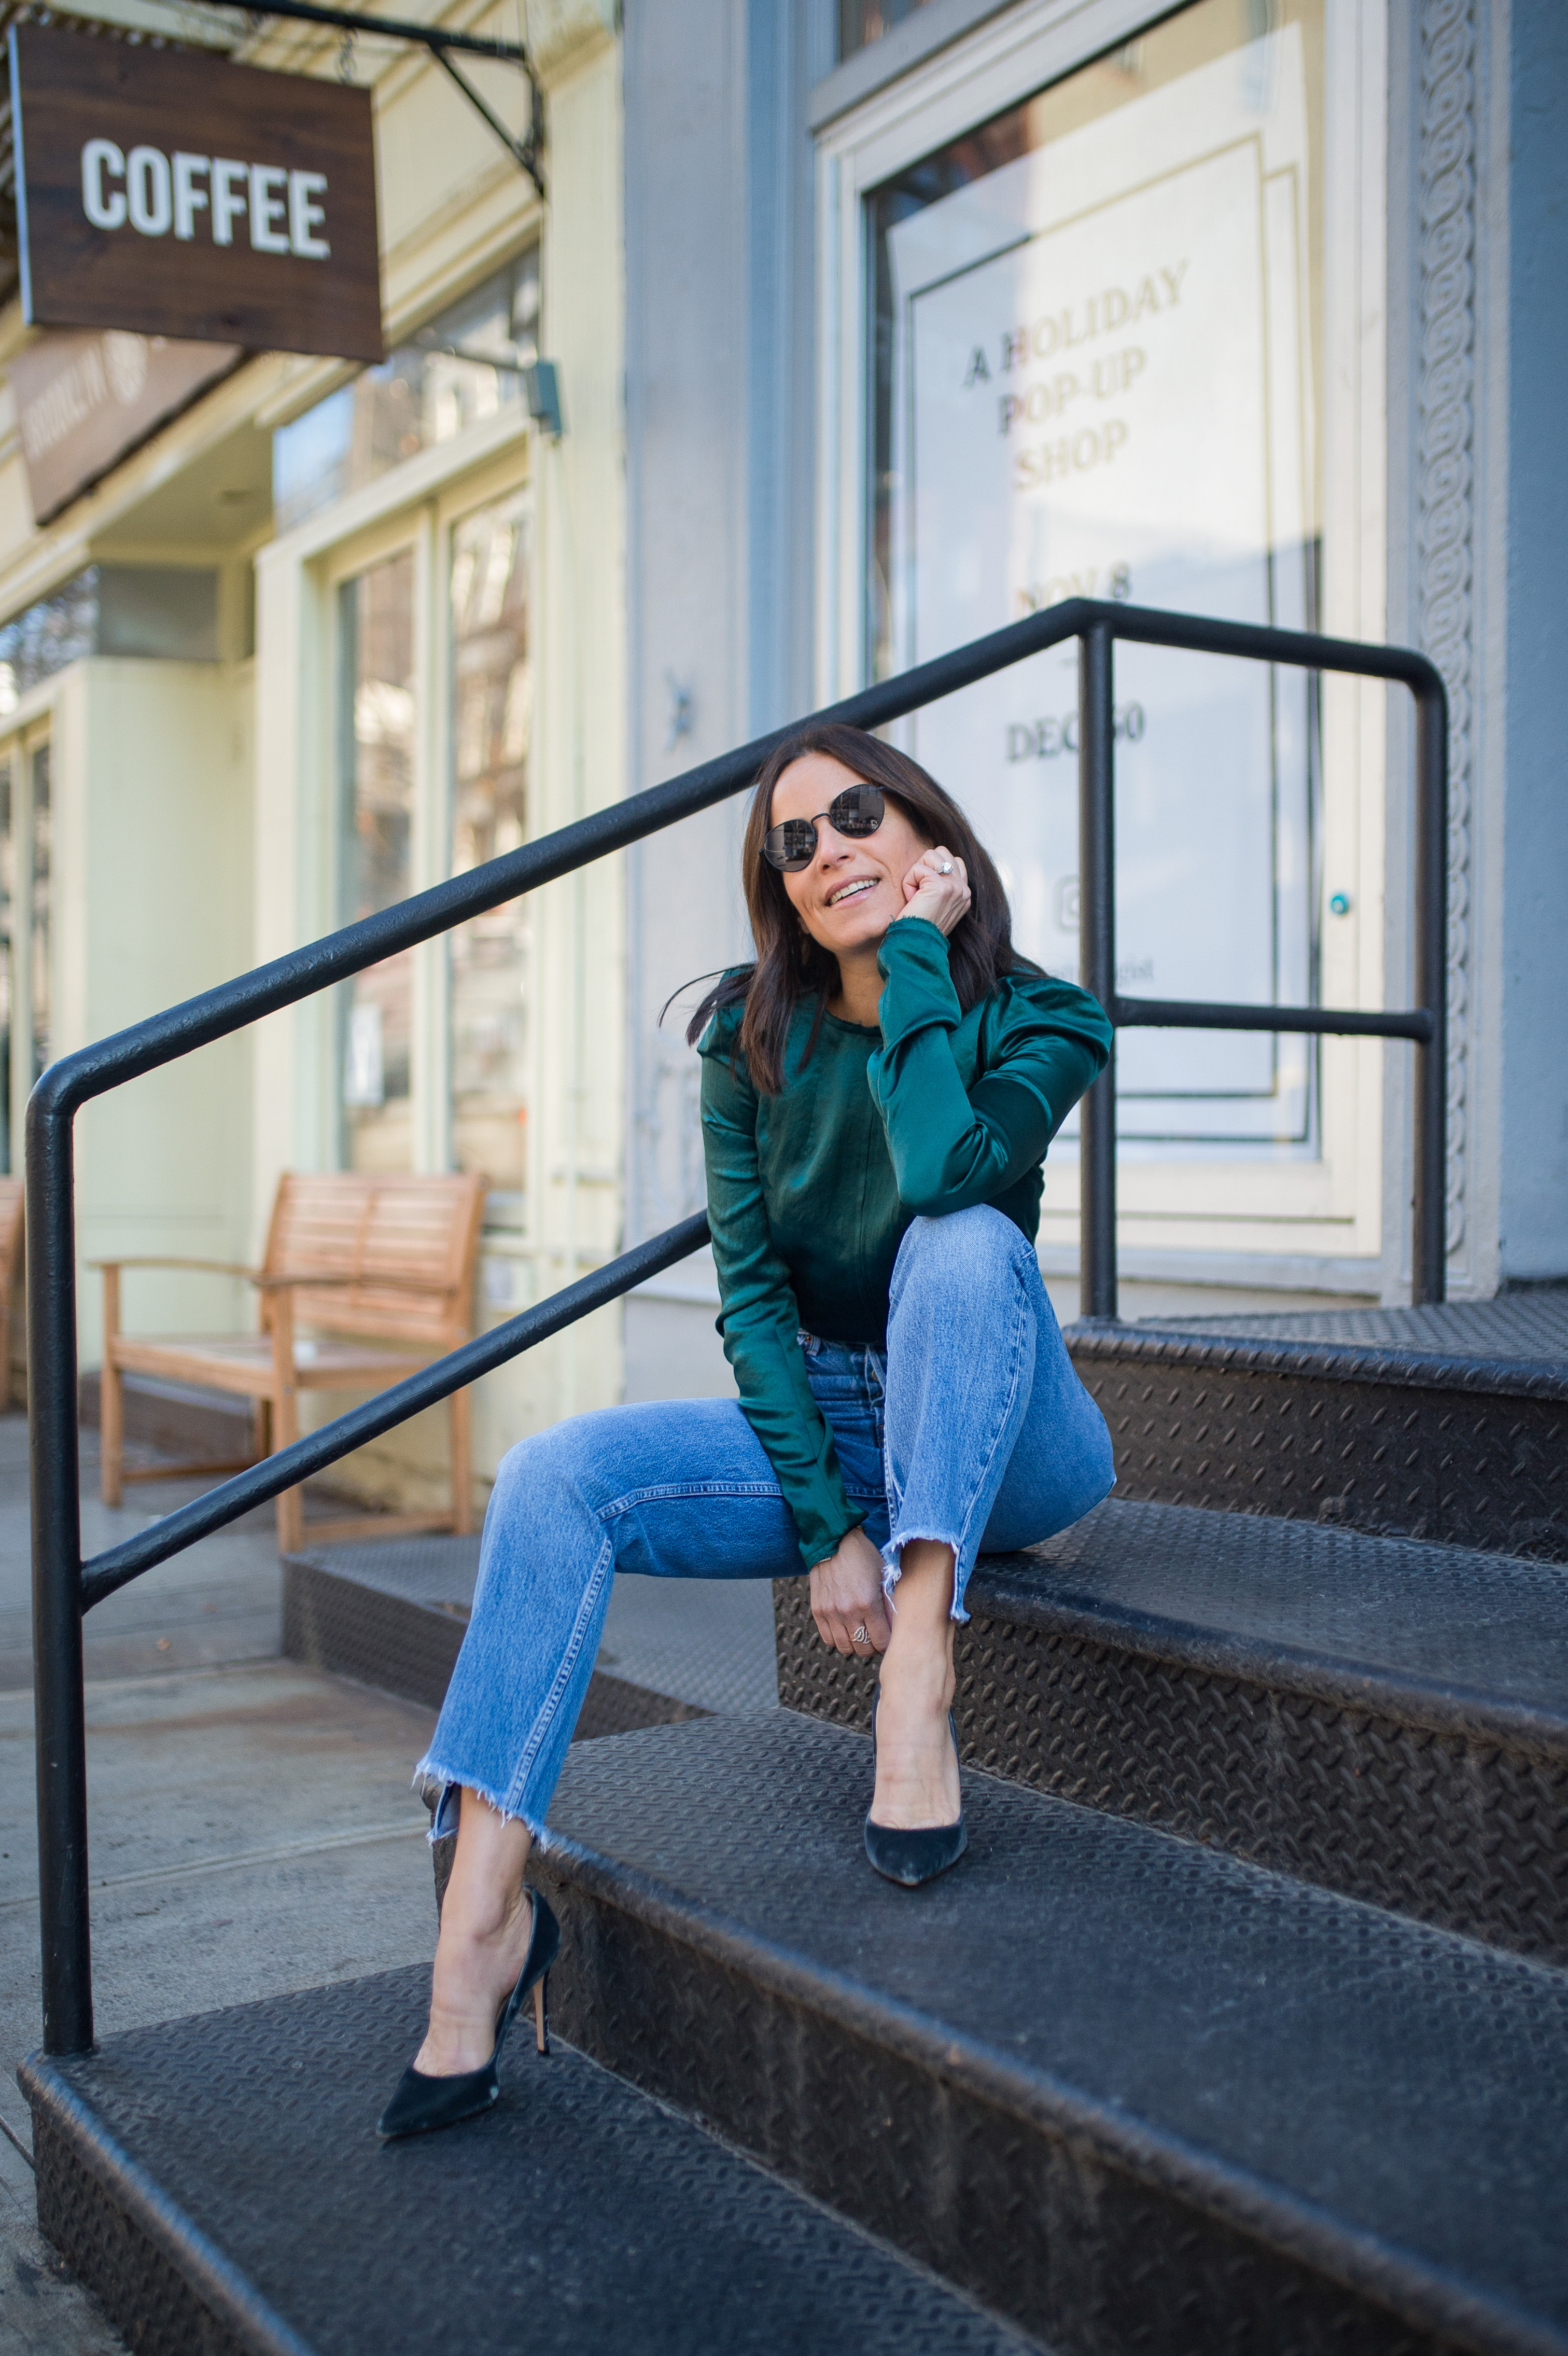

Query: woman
378,722,1115,2141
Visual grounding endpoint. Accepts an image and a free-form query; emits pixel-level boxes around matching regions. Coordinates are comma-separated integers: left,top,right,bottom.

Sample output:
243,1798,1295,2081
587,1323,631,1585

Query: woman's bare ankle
873,1635,961,1827
413,1790,537,2076
415,1889,535,2075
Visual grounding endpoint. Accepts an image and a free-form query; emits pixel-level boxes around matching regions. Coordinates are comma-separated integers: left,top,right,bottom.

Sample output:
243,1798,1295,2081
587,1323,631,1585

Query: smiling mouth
827,877,879,908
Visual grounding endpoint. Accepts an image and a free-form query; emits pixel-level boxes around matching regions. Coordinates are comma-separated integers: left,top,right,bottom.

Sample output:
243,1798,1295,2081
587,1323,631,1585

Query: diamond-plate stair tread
543,1711,1568,2348
969,1498,1568,1742
1147,1289,1568,1363
24,1968,1033,2356
288,1534,482,1611
285,1538,779,1713
1067,1298,1568,1400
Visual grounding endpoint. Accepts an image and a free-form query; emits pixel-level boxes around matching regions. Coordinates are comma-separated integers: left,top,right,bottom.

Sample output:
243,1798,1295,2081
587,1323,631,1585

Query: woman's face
772,753,932,964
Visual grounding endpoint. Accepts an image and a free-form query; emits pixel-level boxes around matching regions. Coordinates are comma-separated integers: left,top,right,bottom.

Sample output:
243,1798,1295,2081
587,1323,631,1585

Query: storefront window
274,247,541,534
339,552,416,1170
449,490,531,1192
0,574,97,713
867,0,1325,1152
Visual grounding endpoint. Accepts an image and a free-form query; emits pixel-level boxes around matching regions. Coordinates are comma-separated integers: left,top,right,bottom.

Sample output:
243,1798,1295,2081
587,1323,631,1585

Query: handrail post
1078,623,1117,1320
27,1091,93,2055
1411,679,1449,1305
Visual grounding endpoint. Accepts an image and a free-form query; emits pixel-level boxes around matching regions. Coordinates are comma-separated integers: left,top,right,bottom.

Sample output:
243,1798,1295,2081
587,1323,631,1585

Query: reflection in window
0,576,96,715
839,0,936,60
275,248,541,534
449,491,531,1193
30,742,49,1085
339,554,416,1171
0,568,219,714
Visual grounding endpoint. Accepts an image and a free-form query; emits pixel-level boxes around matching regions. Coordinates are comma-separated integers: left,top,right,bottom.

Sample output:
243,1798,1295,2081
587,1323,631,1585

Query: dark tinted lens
763,817,819,871
830,784,885,838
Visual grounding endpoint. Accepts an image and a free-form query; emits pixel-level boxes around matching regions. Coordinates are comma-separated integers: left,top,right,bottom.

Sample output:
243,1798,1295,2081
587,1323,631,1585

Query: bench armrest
255,1270,457,1296
89,1257,259,1279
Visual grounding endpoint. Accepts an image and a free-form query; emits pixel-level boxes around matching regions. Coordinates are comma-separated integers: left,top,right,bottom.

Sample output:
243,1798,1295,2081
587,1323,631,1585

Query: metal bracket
430,45,545,201
211,0,547,198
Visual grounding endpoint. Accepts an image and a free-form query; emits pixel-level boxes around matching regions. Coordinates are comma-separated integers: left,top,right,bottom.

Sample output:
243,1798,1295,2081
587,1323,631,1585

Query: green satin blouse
697,919,1111,1569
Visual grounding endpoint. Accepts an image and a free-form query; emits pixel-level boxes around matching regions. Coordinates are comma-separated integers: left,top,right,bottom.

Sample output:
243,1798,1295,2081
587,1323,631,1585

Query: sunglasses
762,783,886,872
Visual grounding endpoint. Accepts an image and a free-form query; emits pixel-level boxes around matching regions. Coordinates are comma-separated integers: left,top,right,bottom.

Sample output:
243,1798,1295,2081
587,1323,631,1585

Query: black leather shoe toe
377,2060,499,2141
863,1813,968,1887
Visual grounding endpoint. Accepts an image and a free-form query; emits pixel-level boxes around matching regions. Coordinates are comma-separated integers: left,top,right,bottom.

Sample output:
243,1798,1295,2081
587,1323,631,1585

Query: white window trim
814,0,1392,1288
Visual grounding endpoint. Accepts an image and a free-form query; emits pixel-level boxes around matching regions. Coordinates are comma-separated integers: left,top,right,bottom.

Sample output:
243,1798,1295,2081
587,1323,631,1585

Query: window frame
305,434,536,1202
813,0,1391,1281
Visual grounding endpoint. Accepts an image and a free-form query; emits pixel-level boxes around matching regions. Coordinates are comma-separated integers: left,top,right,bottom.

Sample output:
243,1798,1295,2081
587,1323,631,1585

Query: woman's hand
810,1526,891,1657
893,844,971,937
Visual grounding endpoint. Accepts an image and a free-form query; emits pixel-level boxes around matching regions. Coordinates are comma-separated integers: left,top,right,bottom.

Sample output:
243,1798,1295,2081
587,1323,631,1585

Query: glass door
325,465,534,1197
338,550,417,1170
447,487,531,1196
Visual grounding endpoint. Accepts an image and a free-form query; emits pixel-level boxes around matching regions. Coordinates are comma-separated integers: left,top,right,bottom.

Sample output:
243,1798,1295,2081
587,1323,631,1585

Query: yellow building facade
0,0,628,1509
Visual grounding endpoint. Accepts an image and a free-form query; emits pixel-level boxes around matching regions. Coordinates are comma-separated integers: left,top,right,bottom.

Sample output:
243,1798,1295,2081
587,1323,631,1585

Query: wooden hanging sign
8,22,384,364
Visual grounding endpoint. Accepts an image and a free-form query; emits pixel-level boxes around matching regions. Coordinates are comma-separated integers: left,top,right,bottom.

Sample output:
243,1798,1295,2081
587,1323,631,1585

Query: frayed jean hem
413,1762,556,1856
880,1528,974,1624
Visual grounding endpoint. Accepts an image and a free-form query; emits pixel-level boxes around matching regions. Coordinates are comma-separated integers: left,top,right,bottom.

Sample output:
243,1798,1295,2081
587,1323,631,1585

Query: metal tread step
282,1536,778,1733
778,1499,1568,1962
973,1497,1568,1742
1065,1305,1568,1560
1140,1287,1568,1371
1072,1311,1568,1403
534,1710,1568,2356
22,1972,1033,2356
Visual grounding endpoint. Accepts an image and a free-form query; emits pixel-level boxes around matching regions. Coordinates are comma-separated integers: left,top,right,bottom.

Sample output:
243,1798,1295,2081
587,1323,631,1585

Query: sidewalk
0,1419,440,2354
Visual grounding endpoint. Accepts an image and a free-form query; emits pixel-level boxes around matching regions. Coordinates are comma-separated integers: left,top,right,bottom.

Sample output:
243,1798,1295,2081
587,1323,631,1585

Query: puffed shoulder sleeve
697,1003,863,1570
867,921,1111,1215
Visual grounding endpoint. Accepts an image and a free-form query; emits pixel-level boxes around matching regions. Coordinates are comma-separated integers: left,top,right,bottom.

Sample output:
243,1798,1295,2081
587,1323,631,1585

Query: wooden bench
96,1172,487,1551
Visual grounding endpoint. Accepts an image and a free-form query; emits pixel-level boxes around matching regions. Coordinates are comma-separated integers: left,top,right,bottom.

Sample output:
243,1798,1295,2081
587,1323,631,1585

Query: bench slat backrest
0,1180,23,1277
262,1173,486,1348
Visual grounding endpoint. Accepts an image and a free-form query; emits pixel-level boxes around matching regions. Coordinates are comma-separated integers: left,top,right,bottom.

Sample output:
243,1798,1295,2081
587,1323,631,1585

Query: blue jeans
416,1206,1114,1842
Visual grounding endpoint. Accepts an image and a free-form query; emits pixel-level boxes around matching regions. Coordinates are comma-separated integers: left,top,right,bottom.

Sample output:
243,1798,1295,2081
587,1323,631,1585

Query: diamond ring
938,860,953,874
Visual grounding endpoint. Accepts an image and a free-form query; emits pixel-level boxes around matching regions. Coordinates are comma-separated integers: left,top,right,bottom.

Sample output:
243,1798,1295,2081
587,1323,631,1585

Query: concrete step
282,1536,774,1741
1065,1291,1568,1560
777,1497,1568,1964
534,1711,1568,2356
23,1968,1031,2356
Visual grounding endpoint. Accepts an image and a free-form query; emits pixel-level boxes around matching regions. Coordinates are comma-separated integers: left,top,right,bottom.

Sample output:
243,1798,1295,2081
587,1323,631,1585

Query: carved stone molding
1415,0,1477,1263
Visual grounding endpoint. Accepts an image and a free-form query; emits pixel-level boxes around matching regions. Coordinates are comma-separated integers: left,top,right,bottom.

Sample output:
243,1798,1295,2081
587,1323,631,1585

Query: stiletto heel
533,1971,550,2056
377,1888,561,2140
864,1692,967,1887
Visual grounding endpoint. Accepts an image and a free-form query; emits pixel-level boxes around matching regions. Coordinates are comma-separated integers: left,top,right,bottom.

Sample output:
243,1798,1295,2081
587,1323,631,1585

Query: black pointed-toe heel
377,1887,560,2141
864,1693,968,1887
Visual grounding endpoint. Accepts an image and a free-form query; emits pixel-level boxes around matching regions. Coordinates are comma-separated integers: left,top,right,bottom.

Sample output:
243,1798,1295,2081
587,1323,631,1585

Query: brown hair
684,722,1029,1094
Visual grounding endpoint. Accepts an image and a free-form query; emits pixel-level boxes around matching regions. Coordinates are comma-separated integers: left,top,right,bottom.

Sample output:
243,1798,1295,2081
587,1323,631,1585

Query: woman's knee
487,1407,619,1529
891,1204,1033,1312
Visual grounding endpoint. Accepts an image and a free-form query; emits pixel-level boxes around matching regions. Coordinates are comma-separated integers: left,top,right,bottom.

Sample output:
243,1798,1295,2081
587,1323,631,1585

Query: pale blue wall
621,0,830,1391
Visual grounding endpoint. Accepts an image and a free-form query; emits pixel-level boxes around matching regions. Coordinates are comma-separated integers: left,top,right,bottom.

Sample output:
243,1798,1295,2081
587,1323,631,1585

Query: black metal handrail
29,596,1446,2055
